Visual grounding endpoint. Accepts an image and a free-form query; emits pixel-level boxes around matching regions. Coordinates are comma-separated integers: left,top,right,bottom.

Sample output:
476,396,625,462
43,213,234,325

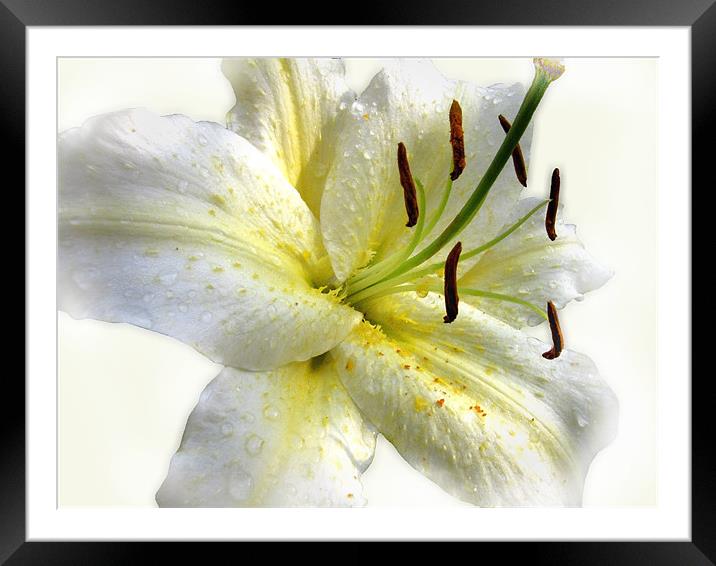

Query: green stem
421,177,453,241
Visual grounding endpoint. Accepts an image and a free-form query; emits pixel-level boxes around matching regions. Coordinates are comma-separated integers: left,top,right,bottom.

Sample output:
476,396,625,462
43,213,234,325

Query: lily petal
59,109,361,371
460,197,612,327
333,294,617,506
320,59,532,281
156,359,376,507
222,58,355,216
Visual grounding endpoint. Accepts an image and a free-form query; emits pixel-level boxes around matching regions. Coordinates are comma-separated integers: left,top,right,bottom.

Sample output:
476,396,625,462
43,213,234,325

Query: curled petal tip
534,58,565,82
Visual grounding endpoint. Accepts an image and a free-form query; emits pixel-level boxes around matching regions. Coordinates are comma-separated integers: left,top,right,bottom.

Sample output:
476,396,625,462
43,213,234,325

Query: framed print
12,0,710,562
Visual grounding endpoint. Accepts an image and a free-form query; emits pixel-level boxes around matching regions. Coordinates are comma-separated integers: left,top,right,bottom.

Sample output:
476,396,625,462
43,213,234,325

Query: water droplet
221,422,234,436
263,405,280,421
198,134,208,146
229,468,254,502
201,311,213,323
244,434,265,456
159,272,177,286
239,412,255,424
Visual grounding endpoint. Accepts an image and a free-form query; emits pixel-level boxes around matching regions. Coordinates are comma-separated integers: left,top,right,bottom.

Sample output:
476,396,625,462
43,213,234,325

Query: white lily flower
58,57,617,507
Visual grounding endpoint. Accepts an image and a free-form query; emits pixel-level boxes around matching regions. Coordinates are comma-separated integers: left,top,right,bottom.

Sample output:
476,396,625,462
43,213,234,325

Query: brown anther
443,241,462,323
542,301,564,359
545,168,560,241
449,100,466,181
397,142,419,227
498,114,528,187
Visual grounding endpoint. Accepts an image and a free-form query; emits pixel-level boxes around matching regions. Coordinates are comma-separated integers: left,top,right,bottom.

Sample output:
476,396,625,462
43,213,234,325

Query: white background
28,27,689,539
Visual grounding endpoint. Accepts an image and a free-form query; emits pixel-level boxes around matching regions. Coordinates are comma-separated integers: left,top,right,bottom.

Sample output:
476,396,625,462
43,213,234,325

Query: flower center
341,58,567,358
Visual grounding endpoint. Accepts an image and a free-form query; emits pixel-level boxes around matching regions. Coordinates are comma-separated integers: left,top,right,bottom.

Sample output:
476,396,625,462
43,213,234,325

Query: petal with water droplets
332,293,617,506
156,359,376,507
59,109,360,371
222,58,354,216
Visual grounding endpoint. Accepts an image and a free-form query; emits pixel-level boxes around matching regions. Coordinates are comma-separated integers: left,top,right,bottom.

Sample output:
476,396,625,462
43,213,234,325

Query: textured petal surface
459,197,612,327
59,109,360,371
156,360,376,507
222,58,354,216
320,59,532,281
332,294,617,506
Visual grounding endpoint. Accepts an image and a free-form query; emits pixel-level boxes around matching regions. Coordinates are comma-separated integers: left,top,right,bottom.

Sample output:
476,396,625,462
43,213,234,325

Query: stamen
542,301,564,359
398,142,419,227
498,114,528,187
546,168,560,240
443,241,462,323
449,100,466,181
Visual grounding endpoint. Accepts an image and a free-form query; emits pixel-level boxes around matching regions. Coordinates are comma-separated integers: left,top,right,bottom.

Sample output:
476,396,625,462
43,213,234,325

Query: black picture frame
8,0,708,562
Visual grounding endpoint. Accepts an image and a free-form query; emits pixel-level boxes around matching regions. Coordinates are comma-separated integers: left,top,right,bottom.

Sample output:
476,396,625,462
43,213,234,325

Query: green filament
354,283,548,320
347,199,549,304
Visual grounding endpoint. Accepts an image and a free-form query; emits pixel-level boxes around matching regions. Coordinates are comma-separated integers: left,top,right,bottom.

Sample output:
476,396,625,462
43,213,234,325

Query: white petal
156,360,376,507
460,198,612,326
320,59,532,281
222,58,354,216
333,294,617,506
59,109,360,371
